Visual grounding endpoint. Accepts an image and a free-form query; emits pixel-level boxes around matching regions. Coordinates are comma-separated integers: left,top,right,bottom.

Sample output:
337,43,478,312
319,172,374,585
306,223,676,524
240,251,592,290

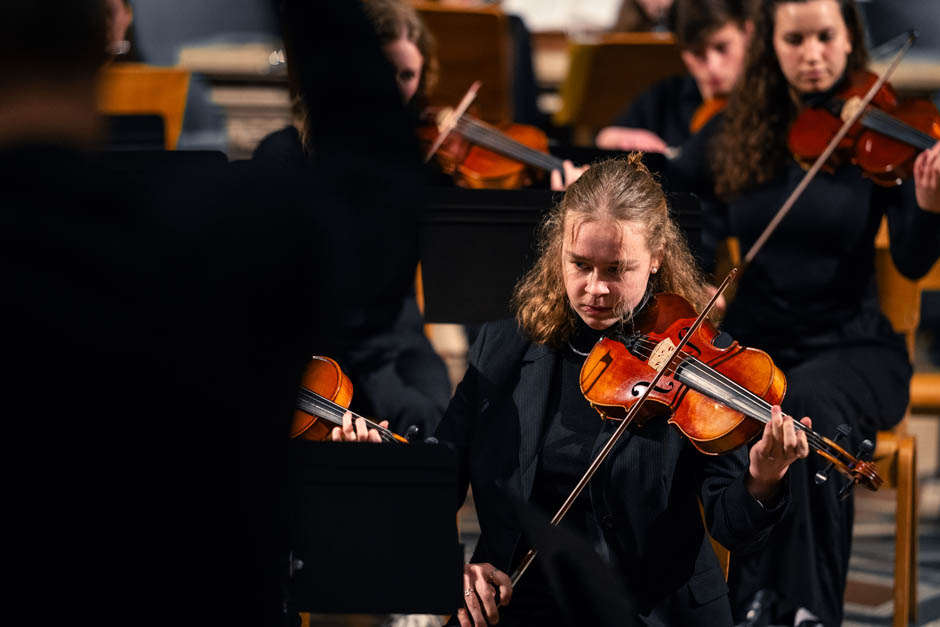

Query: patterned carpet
844,474,940,626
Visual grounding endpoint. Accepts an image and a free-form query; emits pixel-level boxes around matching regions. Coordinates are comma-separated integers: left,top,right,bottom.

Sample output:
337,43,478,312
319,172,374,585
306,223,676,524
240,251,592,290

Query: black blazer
436,319,788,626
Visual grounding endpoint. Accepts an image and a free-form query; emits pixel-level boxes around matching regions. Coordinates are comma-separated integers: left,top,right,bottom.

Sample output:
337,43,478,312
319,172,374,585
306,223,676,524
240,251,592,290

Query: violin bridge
841,96,864,124
648,338,677,371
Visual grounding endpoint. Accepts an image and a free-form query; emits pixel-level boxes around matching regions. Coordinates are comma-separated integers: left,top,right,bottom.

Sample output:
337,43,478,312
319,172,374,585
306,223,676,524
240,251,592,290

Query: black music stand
418,187,704,324
287,441,462,614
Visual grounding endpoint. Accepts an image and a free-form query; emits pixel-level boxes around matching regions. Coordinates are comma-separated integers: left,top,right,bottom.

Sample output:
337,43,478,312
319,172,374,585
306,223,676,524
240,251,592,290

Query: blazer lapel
514,342,556,501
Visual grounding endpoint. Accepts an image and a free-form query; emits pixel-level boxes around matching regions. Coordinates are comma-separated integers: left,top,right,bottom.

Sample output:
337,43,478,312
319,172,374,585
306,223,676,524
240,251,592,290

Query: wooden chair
414,2,512,124
873,220,921,627
97,64,190,150
709,231,921,623
909,256,940,414
553,32,685,145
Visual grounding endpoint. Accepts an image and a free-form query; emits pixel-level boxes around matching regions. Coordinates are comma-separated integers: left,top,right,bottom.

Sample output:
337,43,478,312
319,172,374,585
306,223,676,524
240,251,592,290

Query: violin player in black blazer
336,157,813,626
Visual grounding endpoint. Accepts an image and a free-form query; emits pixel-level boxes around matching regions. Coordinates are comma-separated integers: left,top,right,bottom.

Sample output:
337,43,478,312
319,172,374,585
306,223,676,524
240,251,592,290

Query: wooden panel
416,2,512,124
554,32,685,144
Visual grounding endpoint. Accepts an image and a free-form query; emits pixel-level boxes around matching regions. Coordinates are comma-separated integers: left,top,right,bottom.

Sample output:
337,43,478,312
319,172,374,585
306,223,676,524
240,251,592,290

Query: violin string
455,117,563,170
860,107,937,150
456,122,563,172
626,336,831,451
296,388,390,436
455,117,566,172
296,387,399,442
864,107,937,147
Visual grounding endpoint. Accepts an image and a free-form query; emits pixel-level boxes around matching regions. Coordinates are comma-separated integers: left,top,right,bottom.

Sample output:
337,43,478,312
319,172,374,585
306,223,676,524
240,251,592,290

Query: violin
579,293,882,491
290,355,408,444
420,108,571,189
689,97,727,134
788,70,940,186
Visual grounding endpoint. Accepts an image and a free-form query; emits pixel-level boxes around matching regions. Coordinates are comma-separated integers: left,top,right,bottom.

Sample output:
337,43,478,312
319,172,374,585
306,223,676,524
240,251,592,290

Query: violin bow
743,31,917,266
423,80,481,164
509,269,738,587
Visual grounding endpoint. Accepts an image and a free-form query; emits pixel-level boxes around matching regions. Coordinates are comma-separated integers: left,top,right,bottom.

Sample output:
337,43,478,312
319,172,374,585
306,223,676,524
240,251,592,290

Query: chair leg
893,436,916,627
907,439,918,625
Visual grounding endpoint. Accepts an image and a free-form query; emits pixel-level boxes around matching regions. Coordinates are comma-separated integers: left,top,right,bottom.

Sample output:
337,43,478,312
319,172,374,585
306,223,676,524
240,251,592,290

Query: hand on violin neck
550,160,589,191
746,406,812,500
914,140,940,213
330,411,387,443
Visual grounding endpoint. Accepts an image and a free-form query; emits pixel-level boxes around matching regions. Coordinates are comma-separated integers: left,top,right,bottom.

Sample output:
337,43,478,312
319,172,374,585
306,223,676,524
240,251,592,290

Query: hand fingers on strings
354,417,371,442
924,142,940,182
550,168,563,192
341,411,355,441
330,426,343,442
768,405,785,461
796,417,811,458
367,420,389,444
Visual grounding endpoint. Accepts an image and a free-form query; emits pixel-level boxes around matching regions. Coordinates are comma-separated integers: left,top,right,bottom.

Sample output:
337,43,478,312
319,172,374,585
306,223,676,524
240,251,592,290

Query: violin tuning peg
856,439,874,460
405,424,422,443
814,463,834,485
835,424,852,441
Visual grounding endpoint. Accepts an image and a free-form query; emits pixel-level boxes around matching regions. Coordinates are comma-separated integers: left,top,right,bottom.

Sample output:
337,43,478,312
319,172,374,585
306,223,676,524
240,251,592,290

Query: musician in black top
336,157,813,626
673,0,940,624
596,0,752,155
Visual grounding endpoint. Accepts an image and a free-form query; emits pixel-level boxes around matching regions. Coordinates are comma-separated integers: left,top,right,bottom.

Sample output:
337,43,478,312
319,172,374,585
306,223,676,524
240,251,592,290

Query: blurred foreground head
0,0,107,87
0,0,107,146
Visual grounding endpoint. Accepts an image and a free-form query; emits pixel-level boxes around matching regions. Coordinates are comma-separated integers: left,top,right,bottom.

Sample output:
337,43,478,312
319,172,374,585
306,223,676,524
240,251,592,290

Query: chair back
98,64,191,150
415,2,512,124
554,32,685,145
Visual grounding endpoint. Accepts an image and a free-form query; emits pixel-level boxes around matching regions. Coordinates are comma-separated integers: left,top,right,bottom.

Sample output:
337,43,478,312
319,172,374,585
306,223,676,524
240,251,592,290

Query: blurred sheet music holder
418,186,704,325
288,441,461,614
510,498,640,627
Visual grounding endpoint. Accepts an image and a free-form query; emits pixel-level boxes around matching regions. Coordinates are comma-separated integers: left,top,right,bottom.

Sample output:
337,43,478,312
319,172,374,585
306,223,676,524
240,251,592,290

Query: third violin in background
788,70,940,186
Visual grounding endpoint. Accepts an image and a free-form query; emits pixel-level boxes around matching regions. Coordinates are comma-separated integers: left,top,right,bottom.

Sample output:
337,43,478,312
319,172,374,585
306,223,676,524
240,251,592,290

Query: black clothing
253,125,451,436
2,3,432,623
436,318,789,626
674,115,940,625
509,324,606,621
252,125,307,173
611,73,702,149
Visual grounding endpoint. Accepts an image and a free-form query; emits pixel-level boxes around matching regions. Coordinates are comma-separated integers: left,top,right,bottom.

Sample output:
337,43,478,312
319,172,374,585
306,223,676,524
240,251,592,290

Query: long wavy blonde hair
513,156,708,347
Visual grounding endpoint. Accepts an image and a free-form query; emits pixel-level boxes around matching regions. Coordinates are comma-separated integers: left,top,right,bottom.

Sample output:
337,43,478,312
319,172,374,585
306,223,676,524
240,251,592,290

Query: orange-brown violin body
291,355,353,441
580,293,786,455
419,114,551,189
788,70,940,186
